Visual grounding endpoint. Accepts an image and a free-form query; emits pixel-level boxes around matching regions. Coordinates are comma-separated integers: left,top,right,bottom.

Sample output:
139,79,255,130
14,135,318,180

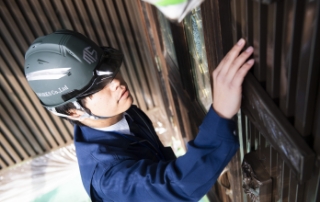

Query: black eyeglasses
61,47,123,101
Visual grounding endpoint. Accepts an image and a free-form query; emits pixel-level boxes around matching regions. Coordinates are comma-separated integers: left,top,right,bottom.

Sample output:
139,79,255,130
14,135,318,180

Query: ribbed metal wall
0,0,162,172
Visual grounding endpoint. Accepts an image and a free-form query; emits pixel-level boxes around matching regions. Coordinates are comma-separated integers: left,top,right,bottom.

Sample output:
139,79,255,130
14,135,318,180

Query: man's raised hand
212,39,254,119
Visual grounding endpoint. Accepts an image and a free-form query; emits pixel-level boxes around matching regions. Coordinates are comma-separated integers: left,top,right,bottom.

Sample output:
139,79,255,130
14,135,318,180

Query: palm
212,39,254,119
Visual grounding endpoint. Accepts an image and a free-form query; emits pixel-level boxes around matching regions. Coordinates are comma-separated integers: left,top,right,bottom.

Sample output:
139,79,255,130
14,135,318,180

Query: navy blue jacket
74,105,239,201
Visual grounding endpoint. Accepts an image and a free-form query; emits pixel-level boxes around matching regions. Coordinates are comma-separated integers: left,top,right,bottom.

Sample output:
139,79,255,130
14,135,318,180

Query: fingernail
247,59,254,65
237,38,245,46
246,46,253,53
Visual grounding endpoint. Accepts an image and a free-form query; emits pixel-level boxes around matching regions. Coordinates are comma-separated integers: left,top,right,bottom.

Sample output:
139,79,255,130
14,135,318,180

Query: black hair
55,99,87,126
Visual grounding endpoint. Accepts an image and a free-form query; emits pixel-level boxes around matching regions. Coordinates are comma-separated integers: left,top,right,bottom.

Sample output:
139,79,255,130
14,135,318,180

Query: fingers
231,59,254,87
226,46,254,80
213,38,254,88
215,38,246,73
212,39,255,119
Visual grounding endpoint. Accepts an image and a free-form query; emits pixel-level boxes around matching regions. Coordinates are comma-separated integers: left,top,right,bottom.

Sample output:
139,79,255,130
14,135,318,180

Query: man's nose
109,78,120,91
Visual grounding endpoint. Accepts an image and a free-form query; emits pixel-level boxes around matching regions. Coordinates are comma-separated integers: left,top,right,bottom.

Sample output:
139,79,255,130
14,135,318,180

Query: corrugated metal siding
0,0,161,172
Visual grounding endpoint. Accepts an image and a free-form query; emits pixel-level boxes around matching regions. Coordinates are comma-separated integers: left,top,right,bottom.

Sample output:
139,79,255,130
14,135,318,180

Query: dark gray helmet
24,30,123,110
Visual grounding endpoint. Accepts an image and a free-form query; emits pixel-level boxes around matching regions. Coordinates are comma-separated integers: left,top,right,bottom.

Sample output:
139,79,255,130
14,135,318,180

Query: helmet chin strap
47,101,111,120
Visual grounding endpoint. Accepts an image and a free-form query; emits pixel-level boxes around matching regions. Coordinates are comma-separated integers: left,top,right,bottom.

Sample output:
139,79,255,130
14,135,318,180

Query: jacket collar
73,105,159,198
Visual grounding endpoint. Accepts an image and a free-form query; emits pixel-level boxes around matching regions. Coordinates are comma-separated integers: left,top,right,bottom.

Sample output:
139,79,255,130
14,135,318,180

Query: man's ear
67,109,85,120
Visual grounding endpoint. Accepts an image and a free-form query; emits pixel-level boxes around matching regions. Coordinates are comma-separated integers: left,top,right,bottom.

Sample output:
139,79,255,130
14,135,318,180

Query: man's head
24,30,133,126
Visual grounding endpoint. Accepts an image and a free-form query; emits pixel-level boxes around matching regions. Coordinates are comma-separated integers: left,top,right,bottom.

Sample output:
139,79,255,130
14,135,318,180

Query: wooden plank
260,132,267,149
259,138,271,175
170,87,186,140
252,122,259,151
0,157,7,170
240,113,248,157
201,0,220,74
279,0,305,117
230,0,242,42
28,0,53,35
297,167,320,202
252,1,267,83
73,0,98,43
169,18,197,101
257,132,262,157
176,97,188,140
0,4,29,55
84,0,108,45
3,0,35,44
228,150,245,202
275,156,283,201
93,0,114,46
167,61,204,128
237,110,245,163
39,0,62,31
315,171,320,202
280,162,290,201
16,0,45,37
270,147,278,201
266,1,283,100
0,90,44,154
137,2,182,138
294,0,320,136
0,118,29,160
295,181,305,202
0,131,21,164
0,104,36,157
61,0,84,33
244,116,251,154
313,82,320,163
242,72,315,183
243,0,254,46
288,171,297,202
0,19,24,68
304,168,320,202
0,145,15,167
50,0,73,30
62,119,74,144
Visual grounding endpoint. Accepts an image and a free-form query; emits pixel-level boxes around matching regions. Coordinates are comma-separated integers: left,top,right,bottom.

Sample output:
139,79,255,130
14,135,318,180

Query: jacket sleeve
94,107,239,202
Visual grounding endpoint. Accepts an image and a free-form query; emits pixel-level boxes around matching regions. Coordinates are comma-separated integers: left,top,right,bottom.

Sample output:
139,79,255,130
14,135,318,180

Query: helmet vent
37,59,49,64
26,68,71,81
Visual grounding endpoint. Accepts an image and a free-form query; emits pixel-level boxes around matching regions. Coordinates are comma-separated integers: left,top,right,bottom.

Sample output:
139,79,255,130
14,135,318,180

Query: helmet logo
83,46,97,64
36,85,69,97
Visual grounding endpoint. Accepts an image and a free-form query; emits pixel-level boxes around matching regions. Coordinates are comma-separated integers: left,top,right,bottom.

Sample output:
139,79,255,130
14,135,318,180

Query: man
24,30,254,201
